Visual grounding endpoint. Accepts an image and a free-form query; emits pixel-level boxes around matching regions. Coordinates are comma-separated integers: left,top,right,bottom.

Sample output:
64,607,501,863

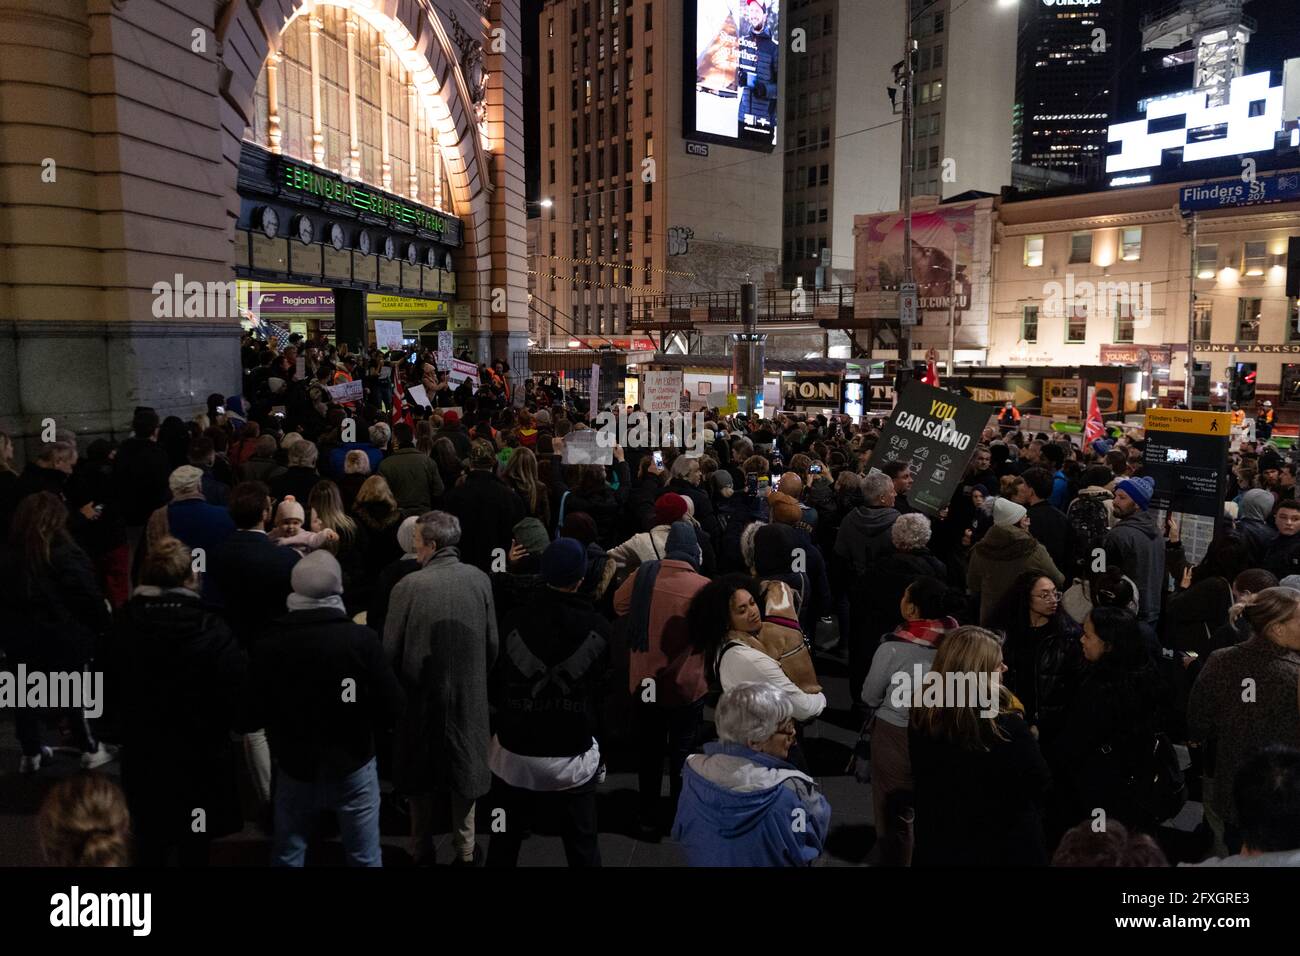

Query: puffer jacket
967,524,1063,626
1002,612,1083,743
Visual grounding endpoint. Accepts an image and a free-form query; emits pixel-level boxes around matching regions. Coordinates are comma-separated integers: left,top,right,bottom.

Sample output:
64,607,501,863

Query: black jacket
0,540,109,671
1027,500,1071,581
910,712,1051,866
1049,662,1164,829
1265,532,1300,580
115,590,249,841
875,548,950,629
112,437,172,526
833,505,900,577
209,530,300,647
252,608,405,780
445,470,528,572
550,460,630,550
269,465,322,506
367,555,421,643
495,588,610,758
1002,612,1084,744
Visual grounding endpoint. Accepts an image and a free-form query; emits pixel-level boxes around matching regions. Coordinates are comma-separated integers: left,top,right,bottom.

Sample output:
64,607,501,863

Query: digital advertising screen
684,0,780,152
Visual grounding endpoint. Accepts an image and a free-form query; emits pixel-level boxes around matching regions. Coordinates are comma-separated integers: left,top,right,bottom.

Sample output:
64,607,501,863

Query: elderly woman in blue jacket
673,682,830,866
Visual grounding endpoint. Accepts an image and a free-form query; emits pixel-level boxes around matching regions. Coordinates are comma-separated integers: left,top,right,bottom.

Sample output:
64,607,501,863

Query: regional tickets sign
872,382,989,516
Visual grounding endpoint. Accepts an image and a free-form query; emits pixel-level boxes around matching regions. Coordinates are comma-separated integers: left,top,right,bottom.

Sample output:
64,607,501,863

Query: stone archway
214,0,496,325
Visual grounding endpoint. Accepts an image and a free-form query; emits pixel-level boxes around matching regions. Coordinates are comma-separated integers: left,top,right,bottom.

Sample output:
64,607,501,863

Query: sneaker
80,743,119,770
19,747,53,774
596,762,607,784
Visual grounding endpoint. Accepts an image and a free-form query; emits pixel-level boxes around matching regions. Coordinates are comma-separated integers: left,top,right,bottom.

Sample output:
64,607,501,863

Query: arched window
253,3,453,213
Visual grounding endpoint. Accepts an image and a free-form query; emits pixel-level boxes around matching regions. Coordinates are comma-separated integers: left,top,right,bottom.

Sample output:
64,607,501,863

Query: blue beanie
1091,439,1113,456
541,537,587,588
1116,475,1154,511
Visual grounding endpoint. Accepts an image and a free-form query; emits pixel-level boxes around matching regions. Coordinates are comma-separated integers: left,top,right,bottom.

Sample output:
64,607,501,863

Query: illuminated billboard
684,0,780,152
1106,71,1290,184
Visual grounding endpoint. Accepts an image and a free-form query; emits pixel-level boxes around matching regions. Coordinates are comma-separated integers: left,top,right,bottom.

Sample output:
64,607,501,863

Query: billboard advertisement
685,0,780,152
855,204,987,348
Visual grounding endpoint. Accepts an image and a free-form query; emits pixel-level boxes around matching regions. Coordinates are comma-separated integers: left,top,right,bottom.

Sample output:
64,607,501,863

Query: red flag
1084,386,1104,445
921,358,940,388
391,377,413,429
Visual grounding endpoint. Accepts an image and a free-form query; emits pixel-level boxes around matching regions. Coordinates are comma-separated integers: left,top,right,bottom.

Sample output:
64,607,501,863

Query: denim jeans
271,757,382,867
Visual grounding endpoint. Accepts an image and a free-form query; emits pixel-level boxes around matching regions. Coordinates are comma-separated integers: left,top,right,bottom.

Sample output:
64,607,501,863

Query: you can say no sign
872,382,989,515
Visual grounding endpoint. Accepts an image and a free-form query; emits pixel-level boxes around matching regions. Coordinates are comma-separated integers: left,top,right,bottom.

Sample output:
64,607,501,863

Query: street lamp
529,197,553,208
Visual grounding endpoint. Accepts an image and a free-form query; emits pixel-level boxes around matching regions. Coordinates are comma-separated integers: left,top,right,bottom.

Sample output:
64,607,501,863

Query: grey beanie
291,550,344,598
1281,575,1300,592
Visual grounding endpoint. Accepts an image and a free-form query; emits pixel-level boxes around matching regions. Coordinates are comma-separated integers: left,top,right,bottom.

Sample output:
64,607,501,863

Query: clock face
443,251,454,272
425,247,437,268
295,215,314,245
358,230,372,255
260,207,279,239
330,223,346,252
406,243,419,266
383,236,396,260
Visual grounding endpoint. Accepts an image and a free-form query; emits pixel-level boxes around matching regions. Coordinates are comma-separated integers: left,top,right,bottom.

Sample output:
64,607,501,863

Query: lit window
1244,240,1268,276
1115,303,1134,344
1121,227,1142,261
1024,235,1044,268
1193,299,1212,343
1196,244,1217,279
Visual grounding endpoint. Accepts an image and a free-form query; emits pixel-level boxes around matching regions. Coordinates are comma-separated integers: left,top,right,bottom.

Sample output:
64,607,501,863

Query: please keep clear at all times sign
872,382,989,516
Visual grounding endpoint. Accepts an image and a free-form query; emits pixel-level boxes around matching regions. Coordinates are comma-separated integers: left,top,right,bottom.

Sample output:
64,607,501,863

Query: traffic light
1230,361,1257,404
1287,236,1300,299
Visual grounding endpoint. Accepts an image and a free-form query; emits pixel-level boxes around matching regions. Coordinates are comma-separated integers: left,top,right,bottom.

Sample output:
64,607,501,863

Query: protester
994,571,1082,745
38,774,133,867
444,439,528,572
2,492,116,773
673,682,830,867
1188,587,1300,857
1186,747,1300,867
1104,476,1165,627
861,576,955,866
378,422,444,515
487,538,611,867
117,536,248,865
909,626,1052,866
615,521,711,836
384,511,498,866
254,551,405,866
967,498,1064,627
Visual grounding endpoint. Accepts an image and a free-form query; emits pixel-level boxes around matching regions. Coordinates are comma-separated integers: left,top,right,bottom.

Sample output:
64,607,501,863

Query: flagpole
948,234,957,382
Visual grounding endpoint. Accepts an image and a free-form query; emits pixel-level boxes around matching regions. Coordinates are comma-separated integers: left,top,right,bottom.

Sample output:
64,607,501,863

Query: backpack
1067,493,1110,578
1126,732,1188,825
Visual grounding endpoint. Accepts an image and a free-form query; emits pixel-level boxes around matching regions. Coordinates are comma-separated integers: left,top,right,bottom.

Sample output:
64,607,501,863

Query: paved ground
0,644,876,867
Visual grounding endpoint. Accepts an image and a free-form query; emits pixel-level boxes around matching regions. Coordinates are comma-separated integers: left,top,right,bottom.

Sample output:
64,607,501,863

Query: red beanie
655,493,689,526
443,410,459,425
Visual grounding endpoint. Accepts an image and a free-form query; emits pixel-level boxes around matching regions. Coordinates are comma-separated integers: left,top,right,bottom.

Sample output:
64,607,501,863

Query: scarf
891,616,957,647
286,593,347,614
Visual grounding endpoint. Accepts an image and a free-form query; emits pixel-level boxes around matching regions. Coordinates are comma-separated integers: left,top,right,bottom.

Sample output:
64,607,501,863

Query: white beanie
992,497,1027,528
275,495,305,524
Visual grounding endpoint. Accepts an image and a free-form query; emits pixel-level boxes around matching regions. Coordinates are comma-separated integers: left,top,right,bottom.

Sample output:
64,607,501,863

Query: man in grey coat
1103,476,1165,626
384,510,499,866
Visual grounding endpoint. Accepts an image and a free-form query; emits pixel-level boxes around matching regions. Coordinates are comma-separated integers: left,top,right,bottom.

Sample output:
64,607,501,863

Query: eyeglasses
1032,590,1060,600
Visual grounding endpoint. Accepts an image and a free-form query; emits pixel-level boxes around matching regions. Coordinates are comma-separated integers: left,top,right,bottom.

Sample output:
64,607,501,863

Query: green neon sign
282,162,447,234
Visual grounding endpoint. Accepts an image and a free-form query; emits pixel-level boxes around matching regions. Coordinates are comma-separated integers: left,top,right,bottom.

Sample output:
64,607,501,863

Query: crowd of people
3,334,1300,869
